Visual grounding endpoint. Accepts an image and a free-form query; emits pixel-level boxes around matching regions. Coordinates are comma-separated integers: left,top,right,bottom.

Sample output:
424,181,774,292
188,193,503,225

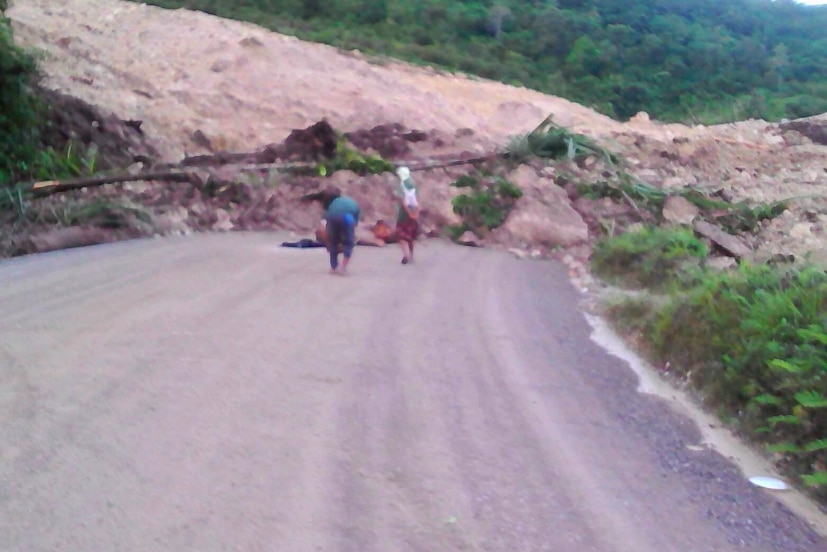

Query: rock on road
0,233,824,552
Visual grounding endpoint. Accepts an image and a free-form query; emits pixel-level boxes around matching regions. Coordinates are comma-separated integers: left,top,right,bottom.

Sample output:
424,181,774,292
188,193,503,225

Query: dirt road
0,234,824,551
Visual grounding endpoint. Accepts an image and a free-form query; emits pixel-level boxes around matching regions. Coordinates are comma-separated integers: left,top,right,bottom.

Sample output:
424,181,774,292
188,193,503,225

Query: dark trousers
326,216,355,269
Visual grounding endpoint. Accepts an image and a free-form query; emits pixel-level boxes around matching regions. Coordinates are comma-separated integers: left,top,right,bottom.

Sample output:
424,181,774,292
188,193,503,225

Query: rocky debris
179,120,338,168
5,0,827,264
780,118,827,146
662,196,701,225
498,195,589,248
508,247,529,259
4,106,824,267
37,87,160,171
694,220,751,259
279,120,339,161
706,256,738,271
457,231,482,247
344,123,429,159
492,165,589,248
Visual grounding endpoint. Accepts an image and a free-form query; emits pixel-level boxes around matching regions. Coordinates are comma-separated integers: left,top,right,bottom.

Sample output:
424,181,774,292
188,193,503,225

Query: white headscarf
395,166,417,207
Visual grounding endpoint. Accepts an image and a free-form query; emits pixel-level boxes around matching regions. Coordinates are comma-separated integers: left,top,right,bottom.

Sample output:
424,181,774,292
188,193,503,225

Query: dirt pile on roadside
5,0,827,264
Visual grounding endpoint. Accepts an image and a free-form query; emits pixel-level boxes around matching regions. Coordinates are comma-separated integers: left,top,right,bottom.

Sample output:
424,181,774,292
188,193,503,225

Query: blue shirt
326,196,361,224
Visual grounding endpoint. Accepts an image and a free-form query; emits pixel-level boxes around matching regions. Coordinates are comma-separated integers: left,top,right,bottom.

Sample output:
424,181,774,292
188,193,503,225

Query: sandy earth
8,0,827,263
7,0,690,162
0,234,825,551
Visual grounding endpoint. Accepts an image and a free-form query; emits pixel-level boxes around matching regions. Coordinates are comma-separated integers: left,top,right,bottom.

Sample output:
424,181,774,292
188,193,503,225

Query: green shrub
315,139,395,177
591,225,708,290
644,263,827,495
0,16,41,184
450,172,522,235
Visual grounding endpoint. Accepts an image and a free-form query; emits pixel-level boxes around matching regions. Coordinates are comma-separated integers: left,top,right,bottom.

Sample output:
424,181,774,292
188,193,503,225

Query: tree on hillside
488,4,512,39
300,0,322,19
768,44,790,90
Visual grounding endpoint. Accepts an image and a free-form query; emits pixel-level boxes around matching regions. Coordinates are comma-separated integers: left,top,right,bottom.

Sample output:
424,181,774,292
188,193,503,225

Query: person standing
323,190,361,275
394,166,420,265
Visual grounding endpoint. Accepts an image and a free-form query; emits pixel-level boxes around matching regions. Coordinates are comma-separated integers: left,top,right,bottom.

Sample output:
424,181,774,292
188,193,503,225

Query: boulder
779,119,827,145
493,165,589,248
457,231,482,247
212,209,234,232
508,247,529,259
662,195,700,225
706,256,738,271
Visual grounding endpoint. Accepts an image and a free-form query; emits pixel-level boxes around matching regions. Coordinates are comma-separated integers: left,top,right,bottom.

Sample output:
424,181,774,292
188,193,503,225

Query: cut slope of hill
6,0,827,265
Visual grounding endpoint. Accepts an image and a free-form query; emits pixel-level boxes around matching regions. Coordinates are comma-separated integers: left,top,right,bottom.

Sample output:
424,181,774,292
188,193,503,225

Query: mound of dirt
7,0,624,162
344,123,429,159
38,87,160,171
6,0,827,264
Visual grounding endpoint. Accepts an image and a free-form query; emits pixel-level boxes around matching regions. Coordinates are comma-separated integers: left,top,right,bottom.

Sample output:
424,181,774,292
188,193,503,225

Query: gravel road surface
1,233,824,551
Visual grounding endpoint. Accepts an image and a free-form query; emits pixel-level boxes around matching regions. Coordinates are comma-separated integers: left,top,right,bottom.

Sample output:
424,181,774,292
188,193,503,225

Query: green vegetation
316,138,395,176
46,198,153,229
591,226,707,290
596,232,827,500
449,171,522,238
1,14,41,184
0,11,96,191
504,116,618,165
140,0,827,123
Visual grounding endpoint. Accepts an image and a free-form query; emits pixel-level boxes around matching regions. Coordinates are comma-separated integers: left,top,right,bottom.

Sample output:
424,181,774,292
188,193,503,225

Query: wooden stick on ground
27,171,197,198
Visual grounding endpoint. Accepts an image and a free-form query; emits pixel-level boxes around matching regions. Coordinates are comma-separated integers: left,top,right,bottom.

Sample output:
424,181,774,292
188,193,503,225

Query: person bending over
324,192,361,275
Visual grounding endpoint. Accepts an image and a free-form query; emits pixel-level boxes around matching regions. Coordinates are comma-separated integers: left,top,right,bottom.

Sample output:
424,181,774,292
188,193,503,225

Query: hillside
5,0,827,268
140,0,827,123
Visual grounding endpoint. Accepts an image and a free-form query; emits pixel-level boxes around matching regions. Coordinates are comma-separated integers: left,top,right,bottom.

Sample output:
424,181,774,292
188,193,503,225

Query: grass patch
651,263,827,496
591,225,708,290
449,171,522,238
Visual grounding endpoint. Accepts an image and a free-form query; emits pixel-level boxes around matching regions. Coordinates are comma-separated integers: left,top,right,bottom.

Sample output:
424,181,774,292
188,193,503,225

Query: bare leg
399,240,410,264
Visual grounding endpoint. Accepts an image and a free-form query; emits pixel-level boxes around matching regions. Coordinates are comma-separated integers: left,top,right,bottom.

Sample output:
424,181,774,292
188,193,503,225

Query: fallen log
694,220,751,259
26,226,110,254
27,171,197,198
406,155,494,172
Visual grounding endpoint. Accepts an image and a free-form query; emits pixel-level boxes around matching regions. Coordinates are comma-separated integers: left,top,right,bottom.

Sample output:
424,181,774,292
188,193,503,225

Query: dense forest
141,0,827,124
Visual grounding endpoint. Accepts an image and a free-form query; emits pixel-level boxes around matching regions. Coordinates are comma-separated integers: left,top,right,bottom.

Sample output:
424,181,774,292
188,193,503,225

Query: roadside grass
591,225,708,291
593,226,827,503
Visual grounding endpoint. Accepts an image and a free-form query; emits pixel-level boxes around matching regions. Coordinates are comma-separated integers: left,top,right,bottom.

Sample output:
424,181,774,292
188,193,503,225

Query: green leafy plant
315,138,395,177
591,225,708,290
635,263,827,497
505,116,619,165
450,171,522,236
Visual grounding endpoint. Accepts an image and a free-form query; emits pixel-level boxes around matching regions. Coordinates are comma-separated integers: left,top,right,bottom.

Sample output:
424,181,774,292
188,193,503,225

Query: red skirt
395,218,419,242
